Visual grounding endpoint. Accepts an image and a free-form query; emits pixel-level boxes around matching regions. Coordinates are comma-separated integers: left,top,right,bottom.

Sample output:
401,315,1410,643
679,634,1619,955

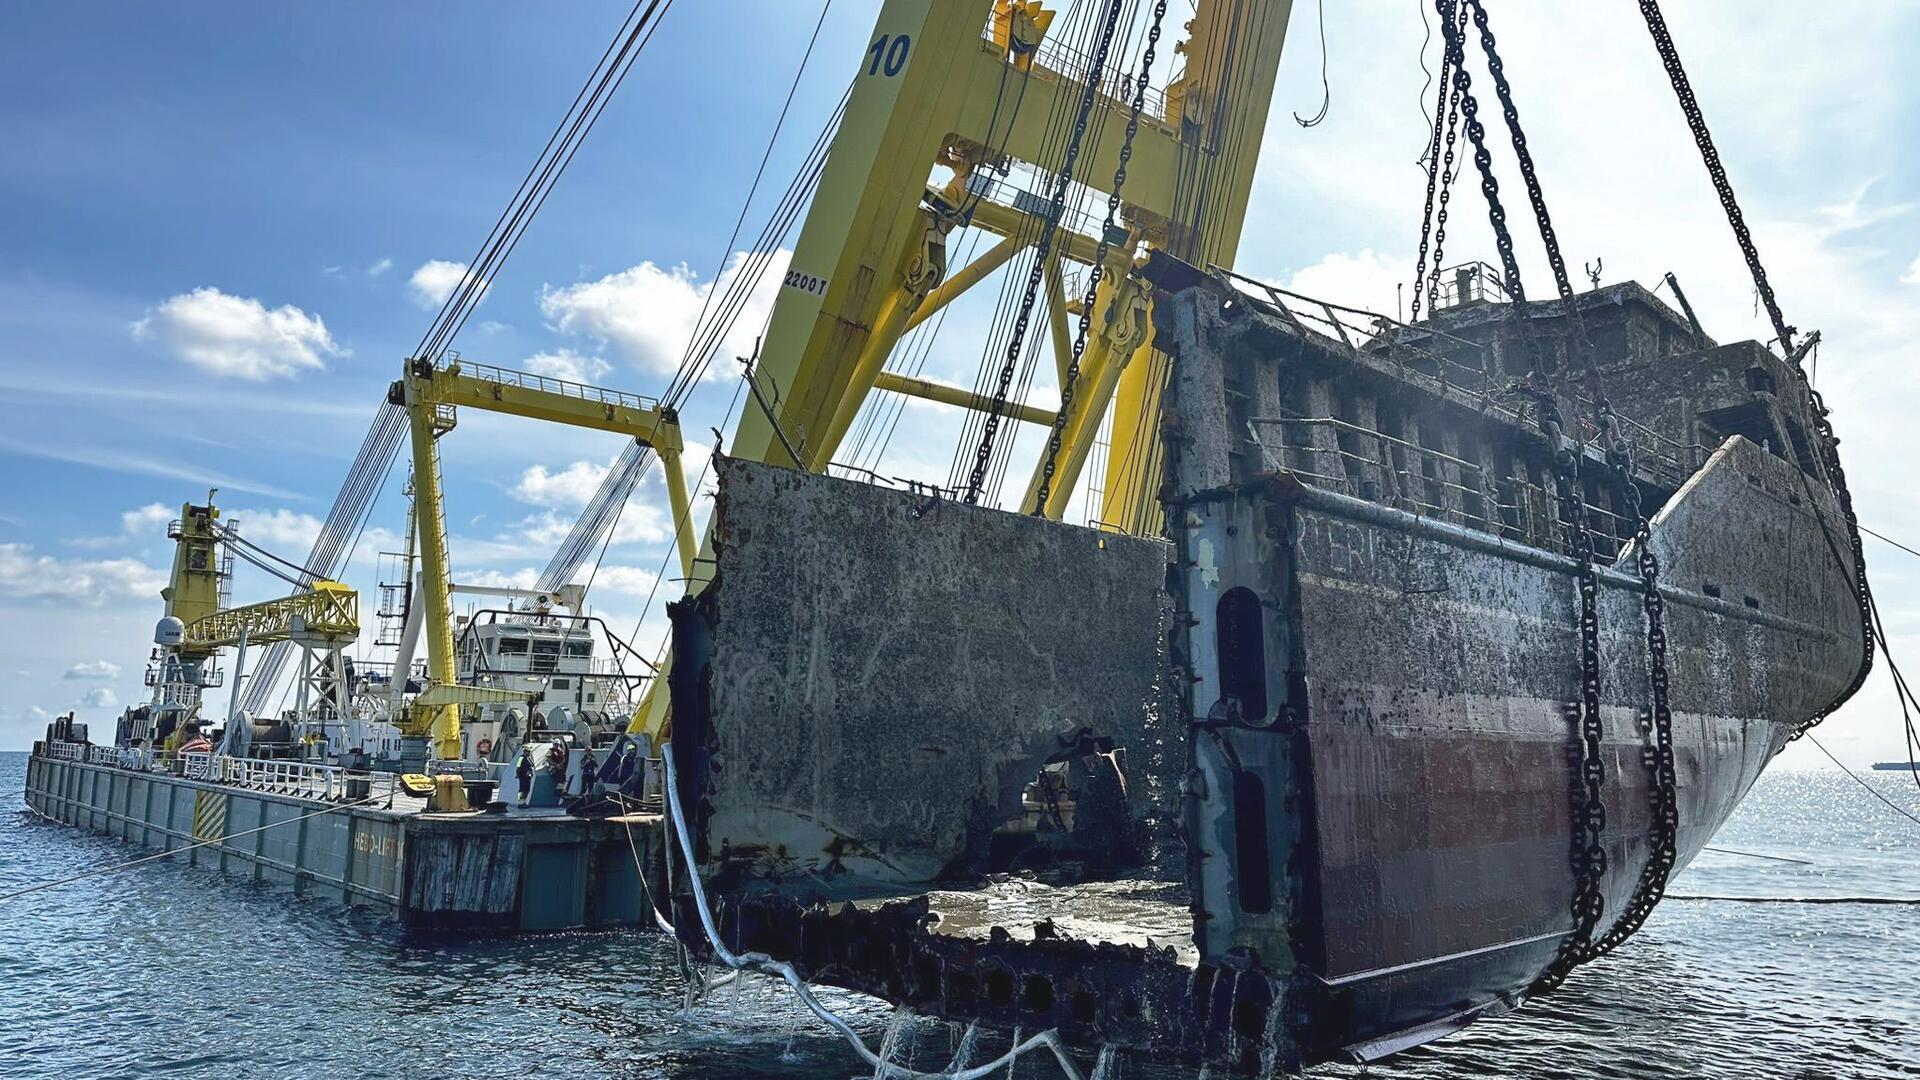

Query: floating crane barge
23,0,1877,1074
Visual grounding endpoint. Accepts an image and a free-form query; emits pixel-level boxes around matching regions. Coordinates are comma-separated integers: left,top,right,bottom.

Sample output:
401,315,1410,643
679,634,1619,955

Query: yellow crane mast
731,0,1291,528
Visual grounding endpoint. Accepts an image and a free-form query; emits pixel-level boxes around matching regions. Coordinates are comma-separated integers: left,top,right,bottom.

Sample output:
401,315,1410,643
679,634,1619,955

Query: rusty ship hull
659,265,1868,1072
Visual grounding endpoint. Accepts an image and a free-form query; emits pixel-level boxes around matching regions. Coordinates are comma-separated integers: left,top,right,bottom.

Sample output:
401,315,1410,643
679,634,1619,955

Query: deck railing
43,741,85,763
1248,416,1632,559
181,752,399,803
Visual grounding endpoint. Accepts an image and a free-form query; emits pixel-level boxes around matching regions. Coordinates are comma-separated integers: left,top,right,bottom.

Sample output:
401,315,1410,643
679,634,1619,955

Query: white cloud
580,564,658,596
455,567,540,591
540,249,792,378
122,503,173,536
368,257,394,278
77,687,118,710
64,660,120,681
1903,253,1920,286
132,287,343,381
1279,249,1414,318
228,508,324,552
524,348,612,385
409,259,489,310
0,543,166,607
29,705,51,723
514,510,576,551
514,459,611,509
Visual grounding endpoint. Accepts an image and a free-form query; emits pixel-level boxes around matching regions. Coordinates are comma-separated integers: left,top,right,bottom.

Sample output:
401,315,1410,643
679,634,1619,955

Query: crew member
580,748,600,797
515,747,535,807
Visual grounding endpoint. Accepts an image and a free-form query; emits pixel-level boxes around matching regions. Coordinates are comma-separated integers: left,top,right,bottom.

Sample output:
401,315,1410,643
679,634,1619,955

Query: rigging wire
676,0,835,376
247,5,678,709
1292,0,1330,128
1414,0,1434,144
1805,735,1920,829
420,0,678,364
545,6,840,595
946,0,1102,496
964,0,1132,504
1861,524,1920,561
1032,0,1169,513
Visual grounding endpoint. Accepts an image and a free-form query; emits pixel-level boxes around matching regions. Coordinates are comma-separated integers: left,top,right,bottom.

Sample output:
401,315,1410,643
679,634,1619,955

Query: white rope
660,745,1089,1080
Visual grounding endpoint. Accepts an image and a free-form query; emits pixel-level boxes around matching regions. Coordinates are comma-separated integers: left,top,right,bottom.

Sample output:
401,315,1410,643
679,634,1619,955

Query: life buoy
475,737,494,757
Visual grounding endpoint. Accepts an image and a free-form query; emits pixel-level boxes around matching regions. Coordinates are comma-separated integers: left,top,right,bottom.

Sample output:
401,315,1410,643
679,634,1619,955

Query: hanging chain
1637,2,1792,353
1031,1,1170,514
1423,39,1464,315
1433,0,1608,993
964,0,1129,505
1636,0,1875,739
1408,2,1466,324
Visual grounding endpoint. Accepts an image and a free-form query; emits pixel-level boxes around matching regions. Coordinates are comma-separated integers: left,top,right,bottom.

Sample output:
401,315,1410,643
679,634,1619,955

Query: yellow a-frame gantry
396,356,695,760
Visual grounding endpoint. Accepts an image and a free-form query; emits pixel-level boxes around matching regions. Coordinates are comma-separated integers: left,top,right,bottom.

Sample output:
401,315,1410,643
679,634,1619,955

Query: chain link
1423,26,1465,316
1031,1,1170,514
964,0,1129,505
1638,2,1793,353
1636,0,1875,740
1434,0,1611,993
1407,3,1464,325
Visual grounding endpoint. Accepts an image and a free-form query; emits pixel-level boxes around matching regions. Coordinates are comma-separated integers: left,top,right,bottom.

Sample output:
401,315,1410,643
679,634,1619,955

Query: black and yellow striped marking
191,789,228,843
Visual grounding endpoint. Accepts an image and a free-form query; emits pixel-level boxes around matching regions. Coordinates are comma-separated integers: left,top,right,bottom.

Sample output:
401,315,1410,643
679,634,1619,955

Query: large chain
1584,406,1680,958
1466,0,1691,984
1434,0,1609,993
1406,4,1462,325
964,0,1128,505
1788,377,1875,741
1637,2,1792,352
1636,0,1875,737
1031,1,1169,513
1529,395,1613,995
1421,15,1466,317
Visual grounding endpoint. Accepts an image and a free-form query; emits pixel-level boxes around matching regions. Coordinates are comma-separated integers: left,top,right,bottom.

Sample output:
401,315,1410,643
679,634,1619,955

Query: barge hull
22,751,658,933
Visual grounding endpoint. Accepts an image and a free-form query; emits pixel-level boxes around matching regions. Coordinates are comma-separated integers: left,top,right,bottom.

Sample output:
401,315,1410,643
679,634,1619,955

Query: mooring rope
1700,845,1813,866
660,745,1092,1080
1666,895,1920,906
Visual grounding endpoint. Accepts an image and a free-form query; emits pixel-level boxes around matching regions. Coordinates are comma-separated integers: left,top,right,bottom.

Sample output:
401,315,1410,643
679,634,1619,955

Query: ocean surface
3,750,1916,1079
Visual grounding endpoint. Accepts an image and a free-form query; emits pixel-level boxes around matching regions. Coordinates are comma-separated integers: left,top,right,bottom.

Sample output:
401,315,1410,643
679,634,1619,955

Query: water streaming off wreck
2,755,1914,1079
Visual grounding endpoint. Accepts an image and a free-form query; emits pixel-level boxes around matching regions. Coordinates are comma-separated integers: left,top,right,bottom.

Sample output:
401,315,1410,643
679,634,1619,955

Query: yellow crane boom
181,581,360,651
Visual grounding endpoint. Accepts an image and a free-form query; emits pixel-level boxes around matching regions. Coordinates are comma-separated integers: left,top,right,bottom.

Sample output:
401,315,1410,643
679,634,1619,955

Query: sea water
2,752,1915,1079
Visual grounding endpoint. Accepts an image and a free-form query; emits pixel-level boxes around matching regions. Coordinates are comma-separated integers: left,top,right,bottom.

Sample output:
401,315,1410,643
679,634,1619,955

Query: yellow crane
395,355,695,760
181,580,360,652
731,0,1290,527
180,579,361,749
404,0,1291,758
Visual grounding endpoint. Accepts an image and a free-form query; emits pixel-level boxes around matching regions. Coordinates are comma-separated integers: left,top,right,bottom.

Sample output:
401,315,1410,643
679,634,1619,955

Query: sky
1,1,1917,771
